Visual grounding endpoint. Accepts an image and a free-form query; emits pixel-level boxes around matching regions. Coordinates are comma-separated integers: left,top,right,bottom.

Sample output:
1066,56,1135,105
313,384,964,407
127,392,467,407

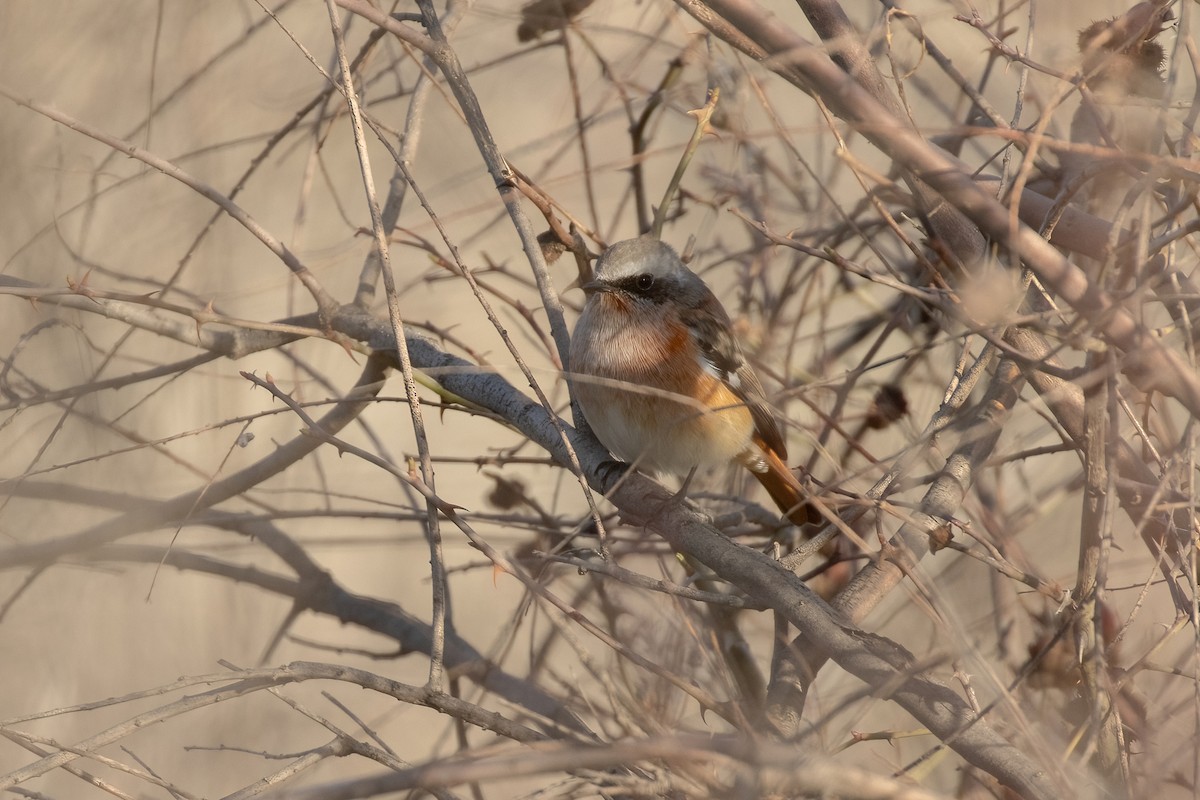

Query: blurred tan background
1,0,1195,797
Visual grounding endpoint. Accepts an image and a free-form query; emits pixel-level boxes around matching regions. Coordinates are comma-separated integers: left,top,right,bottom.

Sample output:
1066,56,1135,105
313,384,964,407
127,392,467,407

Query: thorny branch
3,1,1199,798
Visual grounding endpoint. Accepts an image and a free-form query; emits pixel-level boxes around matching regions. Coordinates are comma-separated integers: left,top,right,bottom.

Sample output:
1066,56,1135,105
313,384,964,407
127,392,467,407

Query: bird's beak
581,280,609,295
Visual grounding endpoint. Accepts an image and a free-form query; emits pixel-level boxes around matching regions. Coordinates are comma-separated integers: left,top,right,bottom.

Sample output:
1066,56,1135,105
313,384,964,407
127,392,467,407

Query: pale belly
572,368,753,476
571,294,756,475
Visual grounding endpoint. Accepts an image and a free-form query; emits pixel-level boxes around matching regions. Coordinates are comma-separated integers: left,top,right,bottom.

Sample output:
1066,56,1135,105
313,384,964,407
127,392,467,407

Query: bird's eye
635,274,654,292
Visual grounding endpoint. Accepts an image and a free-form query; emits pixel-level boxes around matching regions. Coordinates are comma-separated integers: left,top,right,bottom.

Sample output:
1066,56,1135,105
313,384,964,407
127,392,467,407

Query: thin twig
324,0,449,694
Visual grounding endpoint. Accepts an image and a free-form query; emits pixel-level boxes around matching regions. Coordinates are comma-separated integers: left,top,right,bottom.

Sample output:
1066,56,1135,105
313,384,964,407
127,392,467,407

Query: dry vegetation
2,0,1199,798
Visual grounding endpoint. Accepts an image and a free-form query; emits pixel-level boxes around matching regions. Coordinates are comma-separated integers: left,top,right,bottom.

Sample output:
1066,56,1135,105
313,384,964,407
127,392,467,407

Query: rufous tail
751,444,821,527
750,439,852,598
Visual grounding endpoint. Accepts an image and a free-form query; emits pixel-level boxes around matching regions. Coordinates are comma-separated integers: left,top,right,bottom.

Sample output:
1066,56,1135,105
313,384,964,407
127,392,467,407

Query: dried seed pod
865,383,908,430
516,0,594,42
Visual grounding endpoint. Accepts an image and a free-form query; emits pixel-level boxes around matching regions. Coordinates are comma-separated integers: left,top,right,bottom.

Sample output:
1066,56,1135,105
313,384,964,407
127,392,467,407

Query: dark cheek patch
615,277,669,303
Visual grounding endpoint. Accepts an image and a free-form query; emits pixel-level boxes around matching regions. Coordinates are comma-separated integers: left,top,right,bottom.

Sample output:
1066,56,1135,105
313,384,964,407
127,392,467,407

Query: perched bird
569,237,815,525
1063,1,1172,216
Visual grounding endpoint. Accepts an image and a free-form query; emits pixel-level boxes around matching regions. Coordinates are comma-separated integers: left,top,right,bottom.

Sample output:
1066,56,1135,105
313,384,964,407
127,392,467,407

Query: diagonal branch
329,309,1062,800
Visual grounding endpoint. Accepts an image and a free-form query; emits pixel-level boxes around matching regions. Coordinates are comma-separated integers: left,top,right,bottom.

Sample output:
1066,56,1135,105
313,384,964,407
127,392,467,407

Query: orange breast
571,297,754,474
